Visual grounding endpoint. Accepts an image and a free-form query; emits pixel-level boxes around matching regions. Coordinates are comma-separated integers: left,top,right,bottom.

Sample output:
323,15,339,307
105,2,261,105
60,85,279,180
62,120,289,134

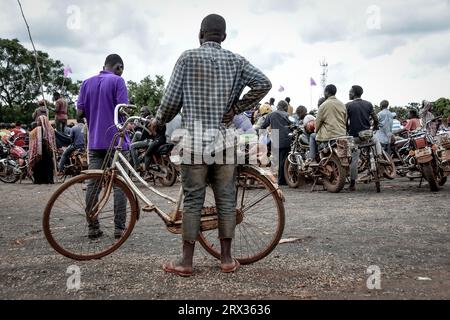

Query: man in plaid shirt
151,14,271,277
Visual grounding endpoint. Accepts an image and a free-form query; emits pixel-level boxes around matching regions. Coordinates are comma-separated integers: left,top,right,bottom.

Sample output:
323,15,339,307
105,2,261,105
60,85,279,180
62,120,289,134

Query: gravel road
1,176,449,300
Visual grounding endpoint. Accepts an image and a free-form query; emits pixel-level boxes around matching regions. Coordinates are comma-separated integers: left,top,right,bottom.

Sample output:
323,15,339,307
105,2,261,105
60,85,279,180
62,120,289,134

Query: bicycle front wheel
43,172,138,260
198,165,285,265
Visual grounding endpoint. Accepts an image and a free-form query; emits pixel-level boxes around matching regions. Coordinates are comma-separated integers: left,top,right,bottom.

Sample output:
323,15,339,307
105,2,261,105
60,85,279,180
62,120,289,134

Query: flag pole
61,77,66,93
17,0,46,106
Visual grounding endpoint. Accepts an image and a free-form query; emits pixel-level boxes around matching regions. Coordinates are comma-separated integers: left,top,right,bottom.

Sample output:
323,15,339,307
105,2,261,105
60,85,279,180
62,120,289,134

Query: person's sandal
220,258,240,273
162,261,193,277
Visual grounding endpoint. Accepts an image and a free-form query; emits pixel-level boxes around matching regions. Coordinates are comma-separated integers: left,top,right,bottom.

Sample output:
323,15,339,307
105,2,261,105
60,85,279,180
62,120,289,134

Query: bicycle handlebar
114,104,151,132
114,104,132,129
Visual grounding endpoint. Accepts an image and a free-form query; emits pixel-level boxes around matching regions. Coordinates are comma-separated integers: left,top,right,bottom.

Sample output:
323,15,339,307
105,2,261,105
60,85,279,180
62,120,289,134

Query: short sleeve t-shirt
77,71,129,150
404,118,421,131
346,99,374,137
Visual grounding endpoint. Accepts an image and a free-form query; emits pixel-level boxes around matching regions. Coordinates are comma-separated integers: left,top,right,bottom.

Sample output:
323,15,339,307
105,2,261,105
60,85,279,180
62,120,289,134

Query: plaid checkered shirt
156,42,271,159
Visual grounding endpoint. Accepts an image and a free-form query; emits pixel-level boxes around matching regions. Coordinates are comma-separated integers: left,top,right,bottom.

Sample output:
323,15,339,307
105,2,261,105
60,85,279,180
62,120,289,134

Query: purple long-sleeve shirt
77,70,129,150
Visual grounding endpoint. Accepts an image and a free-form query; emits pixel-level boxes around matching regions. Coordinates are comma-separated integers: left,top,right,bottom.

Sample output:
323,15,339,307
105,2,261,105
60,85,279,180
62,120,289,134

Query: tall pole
320,57,328,94
17,0,46,106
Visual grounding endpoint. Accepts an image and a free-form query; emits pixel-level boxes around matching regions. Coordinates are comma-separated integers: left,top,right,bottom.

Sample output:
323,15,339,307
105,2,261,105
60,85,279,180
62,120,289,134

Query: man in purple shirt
77,54,129,240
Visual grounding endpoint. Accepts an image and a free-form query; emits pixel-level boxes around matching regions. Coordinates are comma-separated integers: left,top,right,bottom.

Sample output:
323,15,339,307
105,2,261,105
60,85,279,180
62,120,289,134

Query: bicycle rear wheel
198,165,285,265
43,172,138,260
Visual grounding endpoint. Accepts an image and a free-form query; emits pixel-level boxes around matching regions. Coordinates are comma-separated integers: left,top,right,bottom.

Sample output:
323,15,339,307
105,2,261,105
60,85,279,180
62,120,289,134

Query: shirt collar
100,70,114,75
201,41,222,49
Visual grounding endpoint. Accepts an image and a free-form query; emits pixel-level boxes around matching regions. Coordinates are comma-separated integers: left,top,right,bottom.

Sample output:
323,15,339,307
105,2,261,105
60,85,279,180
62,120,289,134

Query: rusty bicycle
43,104,286,264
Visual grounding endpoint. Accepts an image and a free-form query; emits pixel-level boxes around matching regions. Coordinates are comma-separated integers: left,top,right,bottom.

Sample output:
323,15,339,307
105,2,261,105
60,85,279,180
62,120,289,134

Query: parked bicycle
43,104,286,264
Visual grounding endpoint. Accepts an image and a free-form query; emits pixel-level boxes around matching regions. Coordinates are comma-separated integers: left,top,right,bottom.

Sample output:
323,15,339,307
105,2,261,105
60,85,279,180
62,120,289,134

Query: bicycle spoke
44,173,137,260
198,166,285,264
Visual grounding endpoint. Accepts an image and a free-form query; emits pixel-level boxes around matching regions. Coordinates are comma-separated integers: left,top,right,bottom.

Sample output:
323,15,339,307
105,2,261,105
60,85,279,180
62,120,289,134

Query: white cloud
1,0,450,110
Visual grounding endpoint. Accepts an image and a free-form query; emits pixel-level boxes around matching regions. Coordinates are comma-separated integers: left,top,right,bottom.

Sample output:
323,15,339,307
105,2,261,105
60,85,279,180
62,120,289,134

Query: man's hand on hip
222,107,236,125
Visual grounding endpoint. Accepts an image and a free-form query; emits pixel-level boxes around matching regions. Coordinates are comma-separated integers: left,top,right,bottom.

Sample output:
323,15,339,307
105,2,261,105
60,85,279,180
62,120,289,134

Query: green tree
433,97,450,118
0,38,80,123
127,75,165,114
388,106,408,121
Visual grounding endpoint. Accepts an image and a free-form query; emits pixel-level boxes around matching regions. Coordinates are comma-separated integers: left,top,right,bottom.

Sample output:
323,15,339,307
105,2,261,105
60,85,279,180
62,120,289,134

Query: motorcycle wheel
159,158,177,187
283,157,304,188
0,164,20,183
381,151,396,180
322,154,346,193
437,170,447,186
421,163,439,192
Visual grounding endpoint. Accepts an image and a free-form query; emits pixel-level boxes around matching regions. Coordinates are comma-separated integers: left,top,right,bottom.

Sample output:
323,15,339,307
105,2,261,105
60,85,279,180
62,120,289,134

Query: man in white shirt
375,100,394,153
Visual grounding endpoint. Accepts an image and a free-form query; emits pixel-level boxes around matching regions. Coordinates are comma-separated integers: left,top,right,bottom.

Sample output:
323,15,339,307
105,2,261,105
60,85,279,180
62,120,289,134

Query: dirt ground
0,175,449,300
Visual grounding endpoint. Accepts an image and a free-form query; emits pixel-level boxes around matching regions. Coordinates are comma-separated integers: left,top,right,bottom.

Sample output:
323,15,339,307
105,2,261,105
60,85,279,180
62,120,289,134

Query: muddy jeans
86,150,128,230
180,164,237,242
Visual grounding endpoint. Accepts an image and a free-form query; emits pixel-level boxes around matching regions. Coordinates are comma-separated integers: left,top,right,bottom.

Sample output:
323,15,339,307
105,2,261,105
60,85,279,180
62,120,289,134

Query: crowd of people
242,87,449,189
0,90,86,184
2,13,450,278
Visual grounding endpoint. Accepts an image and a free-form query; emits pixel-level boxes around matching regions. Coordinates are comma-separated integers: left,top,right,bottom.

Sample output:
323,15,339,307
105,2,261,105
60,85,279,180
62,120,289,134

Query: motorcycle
284,124,310,188
402,126,447,192
133,142,178,186
9,130,28,151
432,130,450,186
356,130,396,193
59,148,88,181
286,125,354,193
129,121,178,187
390,134,412,178
0,135,29,183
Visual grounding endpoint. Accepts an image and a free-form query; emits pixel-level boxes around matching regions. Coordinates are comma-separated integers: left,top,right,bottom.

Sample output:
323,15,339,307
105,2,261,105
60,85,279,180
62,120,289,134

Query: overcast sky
2,0,450,110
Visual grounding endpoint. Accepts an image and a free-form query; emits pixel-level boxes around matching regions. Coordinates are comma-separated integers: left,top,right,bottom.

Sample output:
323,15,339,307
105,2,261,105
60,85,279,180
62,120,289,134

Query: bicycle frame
86,107,183,226
93,104,283,228
43,103,286,263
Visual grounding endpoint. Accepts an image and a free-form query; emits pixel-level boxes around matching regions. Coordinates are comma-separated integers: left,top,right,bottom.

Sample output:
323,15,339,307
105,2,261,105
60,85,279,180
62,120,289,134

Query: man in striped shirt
151,14,271,276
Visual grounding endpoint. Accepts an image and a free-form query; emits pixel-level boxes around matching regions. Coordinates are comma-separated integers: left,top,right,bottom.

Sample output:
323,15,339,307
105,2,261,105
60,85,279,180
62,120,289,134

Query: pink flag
278,85,285,92
310,77,317,86
64,65,73,78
